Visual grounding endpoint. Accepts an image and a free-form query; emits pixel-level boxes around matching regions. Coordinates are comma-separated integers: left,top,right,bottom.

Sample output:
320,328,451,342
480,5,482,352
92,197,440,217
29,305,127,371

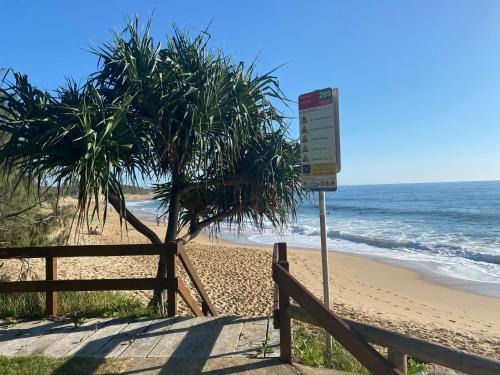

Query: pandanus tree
0,18,303,312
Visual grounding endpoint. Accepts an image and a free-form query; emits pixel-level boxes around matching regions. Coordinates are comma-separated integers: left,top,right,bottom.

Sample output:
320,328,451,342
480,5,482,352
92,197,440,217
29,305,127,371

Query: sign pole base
319,191,332,356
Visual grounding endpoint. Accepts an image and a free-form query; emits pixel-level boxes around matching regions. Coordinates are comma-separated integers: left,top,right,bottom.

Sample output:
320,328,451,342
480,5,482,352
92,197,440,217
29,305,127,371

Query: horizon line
338,178,500,188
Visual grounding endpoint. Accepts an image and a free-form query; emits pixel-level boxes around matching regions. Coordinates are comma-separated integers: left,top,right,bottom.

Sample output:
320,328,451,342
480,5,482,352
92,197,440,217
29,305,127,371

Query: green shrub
0,355,125,375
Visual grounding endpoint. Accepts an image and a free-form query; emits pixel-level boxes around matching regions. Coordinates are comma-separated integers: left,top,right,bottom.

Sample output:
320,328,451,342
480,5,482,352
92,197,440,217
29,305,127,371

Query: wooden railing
0,243,217,317
272,242,500,375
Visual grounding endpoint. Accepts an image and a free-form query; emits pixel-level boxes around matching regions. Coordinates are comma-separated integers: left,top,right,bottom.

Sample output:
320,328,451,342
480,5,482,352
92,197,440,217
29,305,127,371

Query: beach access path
0,315,348,374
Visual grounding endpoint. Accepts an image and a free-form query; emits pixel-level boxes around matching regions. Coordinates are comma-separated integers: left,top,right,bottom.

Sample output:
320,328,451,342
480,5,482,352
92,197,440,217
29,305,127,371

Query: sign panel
299,88,340,191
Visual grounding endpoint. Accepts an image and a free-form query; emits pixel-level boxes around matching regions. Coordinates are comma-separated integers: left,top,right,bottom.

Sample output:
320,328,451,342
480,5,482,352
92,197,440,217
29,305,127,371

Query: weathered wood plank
265,319,281,359
0,320,49,342
41,318,103,357
0,320,57,356
120,318,177,358
15,320,75,356
147,317,200,358
235,317,269,358
94,317,154,358
0,317,281,363
66,318,131,357
209,316,244,358
173,317,220,358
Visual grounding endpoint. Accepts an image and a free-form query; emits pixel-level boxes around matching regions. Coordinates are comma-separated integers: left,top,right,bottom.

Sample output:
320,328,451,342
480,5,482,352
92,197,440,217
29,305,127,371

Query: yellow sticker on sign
309,163,337,176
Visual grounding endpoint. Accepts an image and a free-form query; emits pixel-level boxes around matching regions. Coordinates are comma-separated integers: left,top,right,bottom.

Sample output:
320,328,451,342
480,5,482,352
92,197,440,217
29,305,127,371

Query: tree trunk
108,193,162,244
107,193,167,314
150,184,180,315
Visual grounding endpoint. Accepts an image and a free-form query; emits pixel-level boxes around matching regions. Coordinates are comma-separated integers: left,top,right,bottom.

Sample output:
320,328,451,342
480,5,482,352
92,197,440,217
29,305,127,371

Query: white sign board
299,88,340,191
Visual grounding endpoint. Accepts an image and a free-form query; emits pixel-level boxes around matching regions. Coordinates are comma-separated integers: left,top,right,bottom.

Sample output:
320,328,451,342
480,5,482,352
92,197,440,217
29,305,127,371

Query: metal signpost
299,88,340,356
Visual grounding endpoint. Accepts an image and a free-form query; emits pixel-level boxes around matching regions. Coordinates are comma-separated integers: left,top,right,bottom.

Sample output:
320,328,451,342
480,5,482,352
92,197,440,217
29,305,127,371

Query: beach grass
293,322,370,373
292,322,427,375
0,356,127,375
0,291,157,320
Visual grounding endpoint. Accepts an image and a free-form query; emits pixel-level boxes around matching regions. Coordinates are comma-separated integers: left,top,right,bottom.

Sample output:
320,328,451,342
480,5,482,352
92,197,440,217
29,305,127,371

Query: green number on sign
317,89,332,100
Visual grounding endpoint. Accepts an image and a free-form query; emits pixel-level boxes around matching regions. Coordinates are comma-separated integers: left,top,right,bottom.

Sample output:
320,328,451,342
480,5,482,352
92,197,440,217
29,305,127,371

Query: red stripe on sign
299,91,333,110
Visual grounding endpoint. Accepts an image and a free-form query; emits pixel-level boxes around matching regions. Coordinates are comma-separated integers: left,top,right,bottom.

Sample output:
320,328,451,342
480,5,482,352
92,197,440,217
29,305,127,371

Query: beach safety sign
299,88,340,191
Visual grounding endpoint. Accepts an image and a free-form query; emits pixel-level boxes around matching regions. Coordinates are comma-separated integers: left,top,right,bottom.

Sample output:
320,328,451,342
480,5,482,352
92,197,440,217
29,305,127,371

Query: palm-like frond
0,17,304,241
0,71,151,228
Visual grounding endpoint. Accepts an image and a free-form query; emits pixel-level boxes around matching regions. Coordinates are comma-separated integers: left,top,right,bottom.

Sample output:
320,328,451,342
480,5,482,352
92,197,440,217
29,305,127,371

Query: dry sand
1,196,499,359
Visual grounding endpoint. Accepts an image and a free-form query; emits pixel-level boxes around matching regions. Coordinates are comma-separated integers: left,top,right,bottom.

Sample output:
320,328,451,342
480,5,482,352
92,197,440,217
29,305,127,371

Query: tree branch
108,193,163,244
177,205,246,244
1,197,49,219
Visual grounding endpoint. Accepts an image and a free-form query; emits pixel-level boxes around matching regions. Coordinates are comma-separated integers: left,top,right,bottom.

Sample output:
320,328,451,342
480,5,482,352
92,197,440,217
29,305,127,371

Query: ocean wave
300,203,500,222
290,225,500,266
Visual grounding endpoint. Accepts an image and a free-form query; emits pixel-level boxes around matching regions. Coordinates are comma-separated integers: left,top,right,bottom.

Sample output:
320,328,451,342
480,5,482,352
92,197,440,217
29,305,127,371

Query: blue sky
1,1,499,185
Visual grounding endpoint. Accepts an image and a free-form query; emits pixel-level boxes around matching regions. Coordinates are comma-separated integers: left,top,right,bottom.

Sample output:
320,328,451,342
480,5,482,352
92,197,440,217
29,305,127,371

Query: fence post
166,242,178,317
45,256,57,316
272,244,280,329
388,347,407,374
277,242,292,363
202,301,209,316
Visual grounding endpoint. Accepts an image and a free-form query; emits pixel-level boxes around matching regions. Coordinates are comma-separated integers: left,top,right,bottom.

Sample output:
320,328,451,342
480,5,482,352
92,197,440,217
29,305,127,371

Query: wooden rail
272,243,402,374
287,303,500,375
178,246,217,316
272,242,500,375
0,243,216,318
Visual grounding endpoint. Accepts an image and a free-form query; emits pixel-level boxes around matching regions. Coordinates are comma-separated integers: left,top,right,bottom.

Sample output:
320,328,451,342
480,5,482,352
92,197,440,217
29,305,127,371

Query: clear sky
1,1,499,185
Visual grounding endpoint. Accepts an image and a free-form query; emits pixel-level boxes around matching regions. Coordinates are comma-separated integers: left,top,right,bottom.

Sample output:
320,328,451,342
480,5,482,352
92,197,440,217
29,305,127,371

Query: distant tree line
60,184,152,197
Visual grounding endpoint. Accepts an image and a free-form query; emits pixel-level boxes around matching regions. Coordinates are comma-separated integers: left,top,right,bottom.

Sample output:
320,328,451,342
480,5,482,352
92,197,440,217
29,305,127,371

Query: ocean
126,180,500,298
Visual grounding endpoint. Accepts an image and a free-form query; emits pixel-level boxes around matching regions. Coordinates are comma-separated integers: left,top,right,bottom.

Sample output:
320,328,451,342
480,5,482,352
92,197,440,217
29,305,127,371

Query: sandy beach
1,196,499,360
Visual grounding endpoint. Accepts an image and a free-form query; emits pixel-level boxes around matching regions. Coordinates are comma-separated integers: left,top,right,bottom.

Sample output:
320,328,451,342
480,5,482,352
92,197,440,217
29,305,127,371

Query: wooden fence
0,243,217,317
272,242,500,375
